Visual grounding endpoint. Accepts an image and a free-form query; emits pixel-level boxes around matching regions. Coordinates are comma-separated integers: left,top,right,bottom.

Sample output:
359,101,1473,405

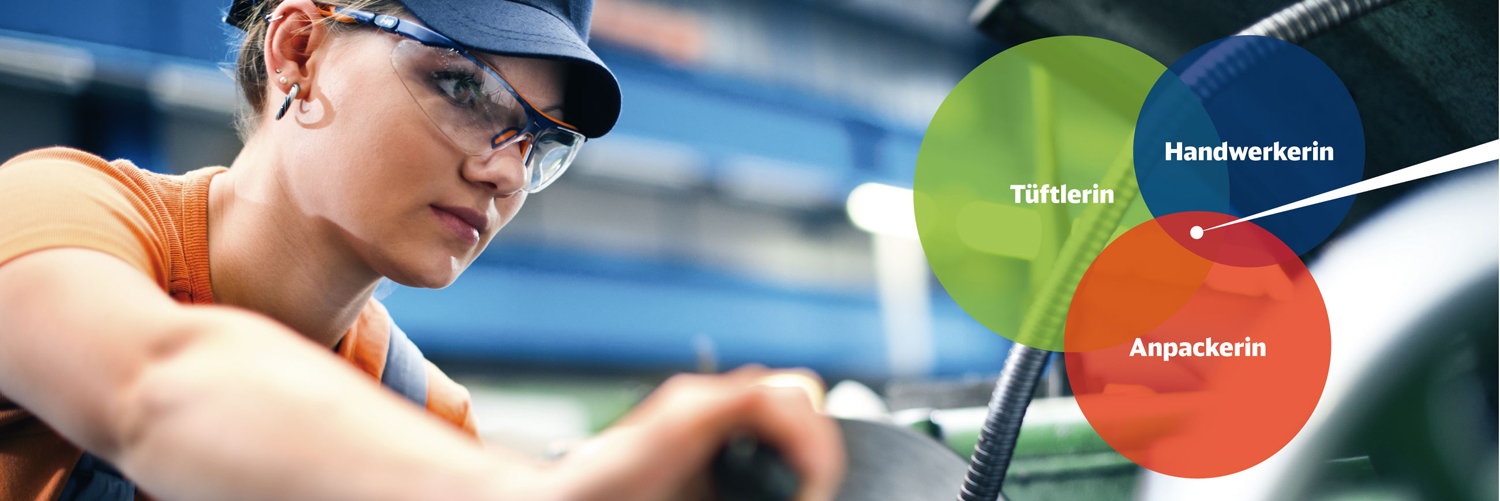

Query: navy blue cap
227,0,620,138
397,0,620,138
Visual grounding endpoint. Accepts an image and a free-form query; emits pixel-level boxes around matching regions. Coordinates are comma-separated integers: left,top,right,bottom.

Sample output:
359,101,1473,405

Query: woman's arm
0,248,534,501
0,248,845,501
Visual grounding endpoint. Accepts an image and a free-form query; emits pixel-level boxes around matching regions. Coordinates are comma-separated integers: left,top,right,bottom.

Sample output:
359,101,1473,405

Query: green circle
914,36,1165,351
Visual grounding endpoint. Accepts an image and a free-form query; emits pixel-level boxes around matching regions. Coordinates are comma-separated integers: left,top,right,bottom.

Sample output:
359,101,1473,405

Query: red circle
1065,213,1330,478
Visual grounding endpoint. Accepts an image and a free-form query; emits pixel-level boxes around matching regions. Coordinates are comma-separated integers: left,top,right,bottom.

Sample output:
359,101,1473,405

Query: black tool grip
711,435,800,501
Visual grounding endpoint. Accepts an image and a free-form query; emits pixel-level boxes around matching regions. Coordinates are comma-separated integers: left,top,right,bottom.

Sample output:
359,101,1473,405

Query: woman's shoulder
4,146,121,169
0,146,187,224
3,146,155,193
0,147,189,287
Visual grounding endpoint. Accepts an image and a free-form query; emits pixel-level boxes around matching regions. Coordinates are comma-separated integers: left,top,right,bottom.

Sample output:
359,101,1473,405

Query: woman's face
272,19,566,289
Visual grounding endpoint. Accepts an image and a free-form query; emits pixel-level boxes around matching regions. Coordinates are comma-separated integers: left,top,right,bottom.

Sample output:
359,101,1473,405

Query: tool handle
711,435,800,501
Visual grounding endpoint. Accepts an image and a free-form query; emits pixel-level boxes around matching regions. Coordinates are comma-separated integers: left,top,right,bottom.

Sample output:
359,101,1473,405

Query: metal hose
955,136,1140,501
1237,0,1400,43
953,1,1402,500
955,345,1049,501
1184,0,1402,100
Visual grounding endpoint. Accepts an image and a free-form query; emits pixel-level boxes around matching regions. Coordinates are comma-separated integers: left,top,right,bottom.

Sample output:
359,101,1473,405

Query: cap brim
401,0,621,138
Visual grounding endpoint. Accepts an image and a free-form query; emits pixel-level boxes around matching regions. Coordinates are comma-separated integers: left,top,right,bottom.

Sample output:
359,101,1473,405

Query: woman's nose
462,142,528,196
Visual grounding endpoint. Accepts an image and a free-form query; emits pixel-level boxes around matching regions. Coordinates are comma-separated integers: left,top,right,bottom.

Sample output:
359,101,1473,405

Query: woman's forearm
115,307,537,501
0,249,548,501
2,249,847,501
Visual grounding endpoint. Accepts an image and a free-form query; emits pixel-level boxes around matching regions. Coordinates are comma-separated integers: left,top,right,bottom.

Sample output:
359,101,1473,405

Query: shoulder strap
56,452,133,501
381,322,428,406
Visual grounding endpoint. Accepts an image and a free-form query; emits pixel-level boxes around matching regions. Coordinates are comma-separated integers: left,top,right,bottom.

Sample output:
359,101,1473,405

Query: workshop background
0,1,1494,500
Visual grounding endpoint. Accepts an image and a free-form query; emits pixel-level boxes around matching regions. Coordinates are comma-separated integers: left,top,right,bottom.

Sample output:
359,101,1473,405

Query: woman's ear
263,0,332,100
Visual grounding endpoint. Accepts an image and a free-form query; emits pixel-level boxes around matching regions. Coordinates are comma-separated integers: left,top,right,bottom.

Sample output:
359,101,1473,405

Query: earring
279,76,287,84
275,83,300,120
275,69,282,74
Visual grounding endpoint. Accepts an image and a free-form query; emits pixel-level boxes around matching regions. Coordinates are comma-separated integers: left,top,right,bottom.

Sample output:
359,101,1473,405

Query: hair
229,0,409,137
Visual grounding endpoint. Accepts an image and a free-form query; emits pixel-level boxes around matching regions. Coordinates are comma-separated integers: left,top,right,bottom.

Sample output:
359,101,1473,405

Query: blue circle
1134,36,1365,257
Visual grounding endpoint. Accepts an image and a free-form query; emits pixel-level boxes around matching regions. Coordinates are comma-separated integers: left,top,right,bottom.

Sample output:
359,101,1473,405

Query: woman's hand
544,365,846,501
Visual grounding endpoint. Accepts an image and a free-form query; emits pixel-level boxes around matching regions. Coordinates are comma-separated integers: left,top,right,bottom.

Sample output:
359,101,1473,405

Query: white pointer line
1204,140,1499,233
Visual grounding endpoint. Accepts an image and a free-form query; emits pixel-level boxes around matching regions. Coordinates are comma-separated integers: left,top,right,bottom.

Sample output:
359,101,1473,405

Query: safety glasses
318,5,584,193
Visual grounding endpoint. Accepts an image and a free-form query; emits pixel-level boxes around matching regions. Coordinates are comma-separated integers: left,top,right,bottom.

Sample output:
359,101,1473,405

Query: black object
956,346,1047,501
834,418,968,501
711,419,970,501
223,0,259,26
713,435,800,501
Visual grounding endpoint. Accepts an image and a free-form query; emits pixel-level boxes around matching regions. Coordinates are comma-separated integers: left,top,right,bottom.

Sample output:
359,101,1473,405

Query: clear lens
525,129,583,192
390,39,584,192
391,39,525,155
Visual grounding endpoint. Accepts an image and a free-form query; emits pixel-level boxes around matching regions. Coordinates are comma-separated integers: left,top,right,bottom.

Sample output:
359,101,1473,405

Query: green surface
913,36,1163,351
1003,465,1139,501
933,399,1139,501
942,414,1114,459
458,374,654,432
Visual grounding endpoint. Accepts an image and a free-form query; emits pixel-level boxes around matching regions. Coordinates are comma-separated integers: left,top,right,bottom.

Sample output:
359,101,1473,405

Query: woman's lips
430,205,485,245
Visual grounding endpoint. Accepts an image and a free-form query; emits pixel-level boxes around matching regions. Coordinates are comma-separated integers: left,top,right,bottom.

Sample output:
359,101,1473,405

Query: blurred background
0,0,1021,456
0,0,1494,500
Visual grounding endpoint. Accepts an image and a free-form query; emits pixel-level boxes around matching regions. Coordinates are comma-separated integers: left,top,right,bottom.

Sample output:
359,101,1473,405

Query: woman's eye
432,71,483,107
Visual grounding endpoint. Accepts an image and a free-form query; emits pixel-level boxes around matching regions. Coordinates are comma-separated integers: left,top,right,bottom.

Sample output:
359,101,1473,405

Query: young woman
0,0,844,499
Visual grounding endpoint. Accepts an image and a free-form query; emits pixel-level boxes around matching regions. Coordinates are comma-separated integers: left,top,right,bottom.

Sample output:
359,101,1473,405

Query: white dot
1190,226,1204,240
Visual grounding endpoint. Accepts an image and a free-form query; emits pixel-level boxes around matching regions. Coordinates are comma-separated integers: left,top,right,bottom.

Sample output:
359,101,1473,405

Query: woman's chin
379,257,467,290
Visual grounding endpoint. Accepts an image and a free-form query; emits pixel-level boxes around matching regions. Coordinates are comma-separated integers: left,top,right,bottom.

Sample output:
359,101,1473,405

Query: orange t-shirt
0,147,477,501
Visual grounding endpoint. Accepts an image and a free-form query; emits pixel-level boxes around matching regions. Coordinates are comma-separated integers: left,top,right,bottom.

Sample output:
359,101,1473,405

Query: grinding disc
834,418,968,501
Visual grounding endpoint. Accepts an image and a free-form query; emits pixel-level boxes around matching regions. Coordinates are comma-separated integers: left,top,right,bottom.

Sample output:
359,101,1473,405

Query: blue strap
382,322,428,406
56,452,134,501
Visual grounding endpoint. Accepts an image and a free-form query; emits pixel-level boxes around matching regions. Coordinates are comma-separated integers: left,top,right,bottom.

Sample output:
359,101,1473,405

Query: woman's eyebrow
468,55,564,115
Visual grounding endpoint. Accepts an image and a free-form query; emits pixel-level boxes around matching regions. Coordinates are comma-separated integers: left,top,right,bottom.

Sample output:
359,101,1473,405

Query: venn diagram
914,36,1363,477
